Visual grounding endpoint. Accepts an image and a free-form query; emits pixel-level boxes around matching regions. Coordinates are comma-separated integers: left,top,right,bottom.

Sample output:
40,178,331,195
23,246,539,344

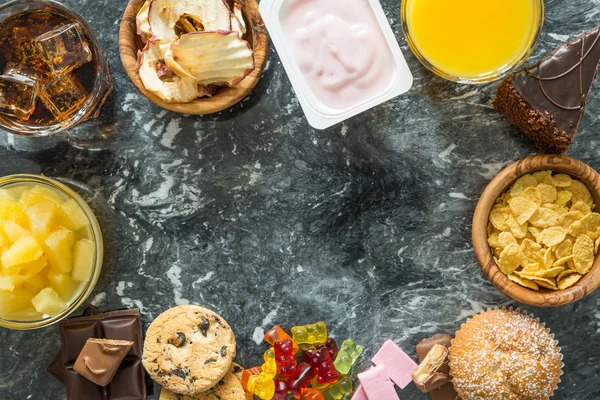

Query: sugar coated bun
449,308,562,400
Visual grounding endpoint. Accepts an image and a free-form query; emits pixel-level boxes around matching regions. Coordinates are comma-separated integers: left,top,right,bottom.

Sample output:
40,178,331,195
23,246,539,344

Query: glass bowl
0,174,103,330
0,0,113,149
401,0,544,84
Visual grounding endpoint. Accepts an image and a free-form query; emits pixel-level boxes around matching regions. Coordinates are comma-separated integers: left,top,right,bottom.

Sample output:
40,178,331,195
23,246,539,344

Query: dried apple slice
138,42,199,103
171,31,254,86
233,3,246,34
231,13,244,38
136,0,152,43
148,0,231,43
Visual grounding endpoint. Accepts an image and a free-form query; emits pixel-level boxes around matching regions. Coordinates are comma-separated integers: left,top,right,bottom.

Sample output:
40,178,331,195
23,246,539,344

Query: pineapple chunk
0,287,37,317
31,287,67,316
0,199,26,224
47,271,72,298
2,220,29,243
8,256,48,285
0,276,14,291
21,186,64,206
72,240,95,281
26,201,57,238
2,307,43,321
0,189,13,201
1,236,43,268
44,228,74,273
24,269,48,291
59,199,89,231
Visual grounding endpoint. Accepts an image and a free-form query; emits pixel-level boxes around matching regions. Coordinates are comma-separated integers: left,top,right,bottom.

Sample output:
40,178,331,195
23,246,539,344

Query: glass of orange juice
401,0,544,84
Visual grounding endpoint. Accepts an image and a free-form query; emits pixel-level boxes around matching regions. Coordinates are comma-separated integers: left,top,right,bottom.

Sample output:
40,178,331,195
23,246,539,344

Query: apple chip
508,274,539,290
508,197,538,225
497,243,524,275
510,175,537,197
528,207,559,228
137,0,152,43
573,234,595,274
557,273,582,290
233,3,247,35
520,187,542,205
171,31,255,86
553,174,573,187
148,0,231,43
537,183,558,204
539,226,566,247
489,208,511,231
554,191,572,207
138,42,199,103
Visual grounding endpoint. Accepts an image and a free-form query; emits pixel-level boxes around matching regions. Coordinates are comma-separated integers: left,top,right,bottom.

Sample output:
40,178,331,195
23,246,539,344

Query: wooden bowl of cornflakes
473,155,600,307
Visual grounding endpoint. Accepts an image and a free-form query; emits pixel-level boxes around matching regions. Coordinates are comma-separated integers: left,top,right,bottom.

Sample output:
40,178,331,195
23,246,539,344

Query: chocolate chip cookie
143,305,236,396
159,366,246,400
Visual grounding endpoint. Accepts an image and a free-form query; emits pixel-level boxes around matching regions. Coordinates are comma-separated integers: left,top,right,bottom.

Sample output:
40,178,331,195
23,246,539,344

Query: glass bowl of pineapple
0,174,102,329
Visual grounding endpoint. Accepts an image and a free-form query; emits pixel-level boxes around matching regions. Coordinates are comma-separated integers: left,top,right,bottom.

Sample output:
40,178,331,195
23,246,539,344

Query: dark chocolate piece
493,25,600,154
416,334,458,400
74,338,134,386
47,308,146,400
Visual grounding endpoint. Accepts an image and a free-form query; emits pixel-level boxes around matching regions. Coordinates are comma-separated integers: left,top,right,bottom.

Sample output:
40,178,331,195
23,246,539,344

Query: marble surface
0,0,600,398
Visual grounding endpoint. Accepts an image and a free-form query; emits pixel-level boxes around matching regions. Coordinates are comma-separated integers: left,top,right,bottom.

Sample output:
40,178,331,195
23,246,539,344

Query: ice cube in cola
0,73,38,120
34,23,92,74
39,74,86,122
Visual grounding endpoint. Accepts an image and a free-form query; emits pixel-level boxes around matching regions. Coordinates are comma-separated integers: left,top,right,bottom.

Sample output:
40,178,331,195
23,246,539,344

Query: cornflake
487,171,599,291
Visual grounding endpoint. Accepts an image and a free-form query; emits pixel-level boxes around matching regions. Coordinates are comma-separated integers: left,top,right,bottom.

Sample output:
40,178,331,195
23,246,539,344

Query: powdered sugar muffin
449,308,562,400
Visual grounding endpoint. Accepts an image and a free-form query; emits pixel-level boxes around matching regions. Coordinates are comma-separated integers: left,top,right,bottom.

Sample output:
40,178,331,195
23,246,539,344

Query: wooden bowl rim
472,155,600,307
117,0,268,115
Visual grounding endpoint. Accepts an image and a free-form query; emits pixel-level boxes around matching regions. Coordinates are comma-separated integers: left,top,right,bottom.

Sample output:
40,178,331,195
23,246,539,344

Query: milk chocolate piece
412,344,450,393
47,308,147,400
493,25,600,154
416,334,458,400
74,338,134,386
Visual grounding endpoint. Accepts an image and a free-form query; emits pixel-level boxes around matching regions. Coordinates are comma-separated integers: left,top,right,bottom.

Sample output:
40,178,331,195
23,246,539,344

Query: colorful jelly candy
262,347,277,378
291,322,327,345
324,375,353,399
247,373,276,400
289,362,316,397
241,366,262,391
317,337,338,360
273,379,289,400
274,339,298,377
334,339,364,374
310,347,339,385
300,387,325,400
311,375,334,390
265,325,299,353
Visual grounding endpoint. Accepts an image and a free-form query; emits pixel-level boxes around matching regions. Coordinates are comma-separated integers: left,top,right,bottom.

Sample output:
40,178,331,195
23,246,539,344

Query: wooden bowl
473,155,600,307
118,0,268,114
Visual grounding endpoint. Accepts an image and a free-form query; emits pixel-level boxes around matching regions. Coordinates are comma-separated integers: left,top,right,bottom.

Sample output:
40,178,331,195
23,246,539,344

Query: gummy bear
274,339,298,377
317,338,338,360
309,347,339,385
265,325,299,353
289,362,316,397
262,347,277,379
247,373,275,400
324,375,353,399
333,339,363,375
291,322,327,345
300,388,325,400
241,366,262,391
273,379,289,400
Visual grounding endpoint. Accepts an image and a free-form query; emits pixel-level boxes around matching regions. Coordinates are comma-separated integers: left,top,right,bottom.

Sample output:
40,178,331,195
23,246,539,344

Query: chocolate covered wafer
412,344,450,392
416,334,458,400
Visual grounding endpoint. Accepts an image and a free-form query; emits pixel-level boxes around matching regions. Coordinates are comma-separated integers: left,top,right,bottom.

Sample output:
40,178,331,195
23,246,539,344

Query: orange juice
404,0,542,80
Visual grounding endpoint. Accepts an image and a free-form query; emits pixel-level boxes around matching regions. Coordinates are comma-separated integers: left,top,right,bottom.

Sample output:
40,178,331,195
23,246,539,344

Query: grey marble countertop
1,0,600,398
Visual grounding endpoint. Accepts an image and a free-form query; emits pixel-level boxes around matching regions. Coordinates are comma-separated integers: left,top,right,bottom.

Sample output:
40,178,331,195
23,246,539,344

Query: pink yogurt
283,0,395,110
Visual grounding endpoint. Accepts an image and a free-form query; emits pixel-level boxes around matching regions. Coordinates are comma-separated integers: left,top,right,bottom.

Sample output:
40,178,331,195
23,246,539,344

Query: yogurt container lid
260,0,413,130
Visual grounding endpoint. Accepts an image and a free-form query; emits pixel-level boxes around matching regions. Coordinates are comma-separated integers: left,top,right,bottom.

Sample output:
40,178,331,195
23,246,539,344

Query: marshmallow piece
372,339,418,389
358,364,399,400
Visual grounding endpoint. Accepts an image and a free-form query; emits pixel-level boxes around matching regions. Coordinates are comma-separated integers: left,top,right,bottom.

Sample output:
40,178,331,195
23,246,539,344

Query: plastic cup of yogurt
260,0,413,129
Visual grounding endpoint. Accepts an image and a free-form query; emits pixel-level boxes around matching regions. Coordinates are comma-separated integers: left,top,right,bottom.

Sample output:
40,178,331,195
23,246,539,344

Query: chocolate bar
47,308,146,400
412,344,450,392
416,334,458,400
74,339,134,386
